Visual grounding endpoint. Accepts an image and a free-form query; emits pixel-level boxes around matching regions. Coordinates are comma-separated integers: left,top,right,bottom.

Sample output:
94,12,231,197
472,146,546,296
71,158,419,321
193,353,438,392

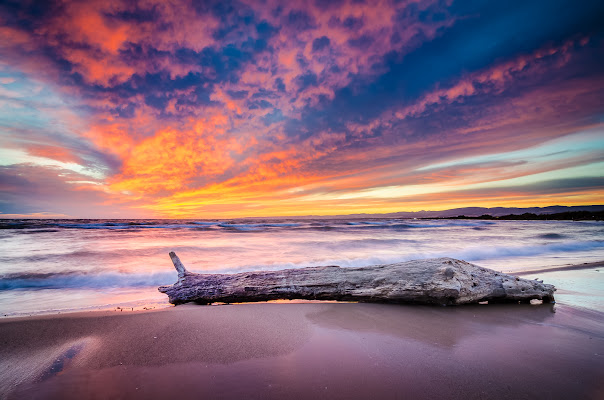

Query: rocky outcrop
158,252,555,306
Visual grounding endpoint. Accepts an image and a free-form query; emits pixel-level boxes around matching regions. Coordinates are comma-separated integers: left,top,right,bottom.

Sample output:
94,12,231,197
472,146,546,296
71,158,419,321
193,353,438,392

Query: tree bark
159,253,555,306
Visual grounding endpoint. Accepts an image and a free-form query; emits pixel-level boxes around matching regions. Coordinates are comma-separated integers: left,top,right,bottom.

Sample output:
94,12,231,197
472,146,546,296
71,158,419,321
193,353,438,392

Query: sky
0,0,603,218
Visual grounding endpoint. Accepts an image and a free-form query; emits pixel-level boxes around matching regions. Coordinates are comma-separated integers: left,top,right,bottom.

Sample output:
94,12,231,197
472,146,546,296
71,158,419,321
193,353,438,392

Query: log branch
169,251,188,278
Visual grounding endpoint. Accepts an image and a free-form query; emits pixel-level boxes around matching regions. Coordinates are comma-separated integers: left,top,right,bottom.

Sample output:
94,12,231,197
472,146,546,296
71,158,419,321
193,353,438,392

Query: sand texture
1,300,603,400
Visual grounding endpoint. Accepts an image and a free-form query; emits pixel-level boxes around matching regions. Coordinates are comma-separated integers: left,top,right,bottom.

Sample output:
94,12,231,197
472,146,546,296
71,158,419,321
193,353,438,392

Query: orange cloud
25,145,81,164
237,0,453,112
109,114,238,194
22,0,219,86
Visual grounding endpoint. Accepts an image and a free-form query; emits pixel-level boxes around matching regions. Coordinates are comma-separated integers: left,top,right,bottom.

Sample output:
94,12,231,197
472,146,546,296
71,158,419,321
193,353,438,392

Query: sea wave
217,222,302,231
2,240,602,290
277,239,604,269
443,240,604,262
0,218,502,232
0,271,178,290
537,233,567,239
55,223,198,230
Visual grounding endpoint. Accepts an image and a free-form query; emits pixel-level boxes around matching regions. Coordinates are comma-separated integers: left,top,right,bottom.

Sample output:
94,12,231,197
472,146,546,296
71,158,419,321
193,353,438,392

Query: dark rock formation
159,252,555,306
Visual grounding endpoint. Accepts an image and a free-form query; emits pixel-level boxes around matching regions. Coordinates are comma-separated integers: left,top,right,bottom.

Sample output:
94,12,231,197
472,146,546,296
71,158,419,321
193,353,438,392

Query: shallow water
1,218,603,316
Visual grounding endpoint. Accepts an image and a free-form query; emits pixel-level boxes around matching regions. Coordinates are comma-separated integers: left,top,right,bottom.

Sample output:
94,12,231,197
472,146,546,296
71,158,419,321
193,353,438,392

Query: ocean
1,218,603,316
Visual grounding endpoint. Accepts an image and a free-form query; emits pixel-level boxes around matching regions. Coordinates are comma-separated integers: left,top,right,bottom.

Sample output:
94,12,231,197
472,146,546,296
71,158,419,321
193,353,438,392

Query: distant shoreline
2,210,604,222
2,205,603,220
437,210,604,221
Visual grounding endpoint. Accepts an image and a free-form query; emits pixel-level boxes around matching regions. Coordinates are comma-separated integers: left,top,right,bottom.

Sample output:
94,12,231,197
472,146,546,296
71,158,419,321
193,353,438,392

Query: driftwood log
159,252,555,306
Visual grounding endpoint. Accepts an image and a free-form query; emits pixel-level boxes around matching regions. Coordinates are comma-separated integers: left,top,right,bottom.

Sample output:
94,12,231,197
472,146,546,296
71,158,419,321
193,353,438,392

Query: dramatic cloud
0,0,603,217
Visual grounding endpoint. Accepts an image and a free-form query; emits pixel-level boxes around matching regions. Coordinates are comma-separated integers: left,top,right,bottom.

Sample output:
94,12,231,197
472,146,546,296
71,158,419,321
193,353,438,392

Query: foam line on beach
514,261,604,276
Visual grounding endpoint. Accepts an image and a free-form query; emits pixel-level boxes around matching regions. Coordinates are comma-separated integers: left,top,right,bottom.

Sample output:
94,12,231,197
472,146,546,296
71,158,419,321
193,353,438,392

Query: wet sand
1,299,603,400
514,260,604,276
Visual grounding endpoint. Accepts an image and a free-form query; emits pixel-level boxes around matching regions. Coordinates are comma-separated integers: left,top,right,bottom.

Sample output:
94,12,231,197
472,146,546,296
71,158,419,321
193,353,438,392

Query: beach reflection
7,302,603,400
307,303,558,348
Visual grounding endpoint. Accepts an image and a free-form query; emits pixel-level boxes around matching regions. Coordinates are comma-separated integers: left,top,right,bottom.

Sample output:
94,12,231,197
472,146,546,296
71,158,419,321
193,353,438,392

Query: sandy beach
1,263,603,399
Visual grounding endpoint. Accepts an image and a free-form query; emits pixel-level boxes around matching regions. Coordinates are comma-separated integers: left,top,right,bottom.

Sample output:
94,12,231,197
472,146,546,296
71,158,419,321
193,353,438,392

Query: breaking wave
440,240,604,262
2,240,602,290
0,271,178,290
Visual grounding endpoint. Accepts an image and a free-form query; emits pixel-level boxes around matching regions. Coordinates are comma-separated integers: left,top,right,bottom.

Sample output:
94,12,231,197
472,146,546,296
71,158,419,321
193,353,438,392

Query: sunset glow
1,0,603,218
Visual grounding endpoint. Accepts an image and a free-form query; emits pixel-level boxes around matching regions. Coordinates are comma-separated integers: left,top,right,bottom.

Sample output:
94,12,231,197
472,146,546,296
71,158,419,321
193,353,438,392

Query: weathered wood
158,253,555,306
169,251,187,283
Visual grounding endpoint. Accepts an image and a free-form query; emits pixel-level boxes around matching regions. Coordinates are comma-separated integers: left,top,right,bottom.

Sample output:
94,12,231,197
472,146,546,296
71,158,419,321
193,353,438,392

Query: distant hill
389,205,604,218
448,210,604,221
278,205,604,219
